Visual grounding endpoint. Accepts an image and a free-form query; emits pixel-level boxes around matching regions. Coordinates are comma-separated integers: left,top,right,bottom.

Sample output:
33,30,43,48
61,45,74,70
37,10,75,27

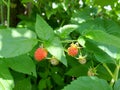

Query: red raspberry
34,48,47,61
67,43,78,57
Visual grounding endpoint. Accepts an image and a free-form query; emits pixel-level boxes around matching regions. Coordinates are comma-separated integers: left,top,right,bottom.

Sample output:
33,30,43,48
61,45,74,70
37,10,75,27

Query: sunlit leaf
44,37,67,66
0,60,14,90
0,28,37,58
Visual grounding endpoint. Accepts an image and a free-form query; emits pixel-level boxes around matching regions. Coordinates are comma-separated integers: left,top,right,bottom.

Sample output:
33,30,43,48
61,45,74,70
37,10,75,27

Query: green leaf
13,78,31,90
97,65,112,81
76,19,105,34
66,65,89,77
35,14,54,41
71,7,97,24
0,28,37,58
86,40,115,63
44,37,67,66
55,24,78,38
114,79,120,90
103,19,120,38
38,79,47,90
0,1,3,5
46,9,57,19
97,44,119,59
77,18,120,38
94,0,117,6
85,30,120,49
77,36,86,47
67,56,80,67
3,55,37,77
21,0,33,3
62,76,112,90
51,73,64,86
0,60,14,90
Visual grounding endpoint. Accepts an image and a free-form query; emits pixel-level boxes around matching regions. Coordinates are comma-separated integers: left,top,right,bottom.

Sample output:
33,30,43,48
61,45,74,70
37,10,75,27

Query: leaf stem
37,39,44,43
103,63,114,78
110,65,120,87
61,40,77,43
114,65,119,81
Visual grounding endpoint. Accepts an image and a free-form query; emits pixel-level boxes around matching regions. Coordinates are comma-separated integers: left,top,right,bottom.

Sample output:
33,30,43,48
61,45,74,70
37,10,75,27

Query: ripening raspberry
34,48,47,61
67,43,78,57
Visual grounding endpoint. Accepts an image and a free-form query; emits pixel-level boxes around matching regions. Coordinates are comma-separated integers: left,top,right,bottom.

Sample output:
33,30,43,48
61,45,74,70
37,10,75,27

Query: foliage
0,0,120,90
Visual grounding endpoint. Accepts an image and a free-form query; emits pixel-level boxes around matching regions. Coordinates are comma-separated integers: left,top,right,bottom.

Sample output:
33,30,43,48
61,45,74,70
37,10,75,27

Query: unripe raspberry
87,67,97,76
34,48,47,61
50,57,59,66
67,43,78,57
78,55,87,64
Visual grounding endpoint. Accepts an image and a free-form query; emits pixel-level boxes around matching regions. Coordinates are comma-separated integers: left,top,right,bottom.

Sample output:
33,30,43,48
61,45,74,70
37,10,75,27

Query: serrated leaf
35,14,54,41
44,37,67,66
13,78,31,90
0,60,14,90
114,79,120,90
0,28,37,58
55,24,78,38
85,30,120,49
62,76,112,90
3,55,37,77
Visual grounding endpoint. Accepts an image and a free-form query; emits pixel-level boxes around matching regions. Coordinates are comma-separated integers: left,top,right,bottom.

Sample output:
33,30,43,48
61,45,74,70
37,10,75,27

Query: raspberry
67,43,78,57
87,67,97,76
50,57,59,66
34,48,47,61
78,55,87,64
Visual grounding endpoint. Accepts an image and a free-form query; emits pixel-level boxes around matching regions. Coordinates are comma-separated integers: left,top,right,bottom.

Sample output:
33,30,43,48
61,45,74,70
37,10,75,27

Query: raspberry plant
0,0,120,90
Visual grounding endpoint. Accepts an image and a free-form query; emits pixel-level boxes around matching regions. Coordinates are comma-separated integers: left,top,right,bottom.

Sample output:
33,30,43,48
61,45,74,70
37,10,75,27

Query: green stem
60,19,65,27
110,65,120,87
37,39,44,43
110,78,114,87
2,0,7,5
7,0,10,28
1,5,4,25
114,65,119,81
61,40,77,43
103,63,114,78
